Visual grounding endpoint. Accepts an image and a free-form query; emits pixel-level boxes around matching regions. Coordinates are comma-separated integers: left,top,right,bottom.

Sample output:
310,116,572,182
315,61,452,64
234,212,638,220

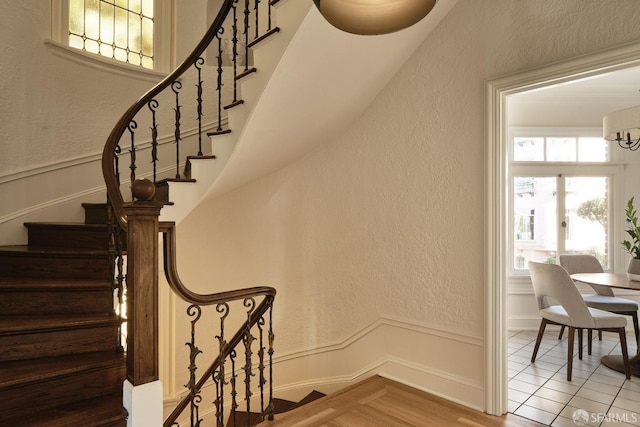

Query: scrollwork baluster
185,305,203,427
231,0,239,102
215,28,225,131
243,298,256,422
254,0,260,40
128,120,138,192
257,317,266,417
230,349,238,427
194,57,205,156
243,0,250,72
171,81,183,179
148,99,159,183
214,303,229,427
268,301,275,420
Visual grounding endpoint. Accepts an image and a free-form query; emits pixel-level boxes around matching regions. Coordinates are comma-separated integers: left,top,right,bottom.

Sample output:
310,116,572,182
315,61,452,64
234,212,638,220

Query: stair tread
0,277,111,288
0,393,127,427
0,350,124,389
0,245,108,256
0,313,121,334
25,222,107,228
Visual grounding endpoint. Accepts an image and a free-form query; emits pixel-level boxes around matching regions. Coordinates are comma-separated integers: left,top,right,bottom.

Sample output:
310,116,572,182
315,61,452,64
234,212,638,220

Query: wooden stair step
155,178,197,203
0,394,127,427
0,277,113,315
25,222,110,250
0,351,125,419
0,314,121,362
0,392,127,427
0,245,111,280
82,202,110,225
0,350,124,389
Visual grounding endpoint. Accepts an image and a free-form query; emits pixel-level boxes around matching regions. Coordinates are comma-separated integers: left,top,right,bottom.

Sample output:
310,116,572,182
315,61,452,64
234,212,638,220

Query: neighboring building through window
68,0,155,69
510,131,615,274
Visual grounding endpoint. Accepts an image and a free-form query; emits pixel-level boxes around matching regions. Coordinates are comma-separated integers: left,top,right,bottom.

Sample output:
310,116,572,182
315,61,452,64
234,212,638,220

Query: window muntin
68,0,154,69
511,175,609,272
510,130,614,275
513,136,608,162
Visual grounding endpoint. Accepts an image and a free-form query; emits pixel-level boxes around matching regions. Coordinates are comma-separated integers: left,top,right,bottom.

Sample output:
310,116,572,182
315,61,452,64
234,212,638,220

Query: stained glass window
68,0,154,69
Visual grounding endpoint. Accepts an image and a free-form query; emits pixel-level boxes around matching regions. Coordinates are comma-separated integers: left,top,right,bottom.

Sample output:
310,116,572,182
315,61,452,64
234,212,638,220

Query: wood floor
262,376,545,427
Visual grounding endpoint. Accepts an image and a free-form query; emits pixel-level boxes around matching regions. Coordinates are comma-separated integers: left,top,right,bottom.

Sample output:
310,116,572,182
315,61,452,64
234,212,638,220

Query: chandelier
603,105,640,151
313,0,437,35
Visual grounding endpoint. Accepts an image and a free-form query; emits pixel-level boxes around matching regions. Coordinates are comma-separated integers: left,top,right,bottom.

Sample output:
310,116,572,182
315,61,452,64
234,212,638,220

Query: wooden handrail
101,0,235,230
161,221,276,305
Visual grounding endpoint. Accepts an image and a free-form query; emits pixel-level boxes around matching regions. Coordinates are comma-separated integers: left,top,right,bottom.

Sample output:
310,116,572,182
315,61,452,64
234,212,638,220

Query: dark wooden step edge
224,99,245,110
2,393,127,427
0,351,124,389
207,129,232,137
236,67,257,80
0,314,122,336
248,27,280,49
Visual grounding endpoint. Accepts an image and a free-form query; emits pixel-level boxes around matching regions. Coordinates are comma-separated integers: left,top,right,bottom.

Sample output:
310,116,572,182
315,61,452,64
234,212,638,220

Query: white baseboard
163,315,486,423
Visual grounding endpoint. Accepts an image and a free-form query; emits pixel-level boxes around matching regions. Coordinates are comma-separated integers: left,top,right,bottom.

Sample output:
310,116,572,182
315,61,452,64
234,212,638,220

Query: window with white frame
510,131,617,274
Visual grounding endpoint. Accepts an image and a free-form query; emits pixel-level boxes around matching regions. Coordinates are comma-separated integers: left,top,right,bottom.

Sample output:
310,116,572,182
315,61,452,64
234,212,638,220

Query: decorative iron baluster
243,298,257,423
230,349,238,427
243,0,250,72
194,57,205,156
114,144,122,186
128,120,138,189
267,0,273,31
231,1,240,102
186,305,203,427
215,28,224,131
214,303,229,427
108,138,126,351
267,302,275,420
148,99,159,182
171,81,183,179
114,226,125,350
254,0,260,40
257,317,266,417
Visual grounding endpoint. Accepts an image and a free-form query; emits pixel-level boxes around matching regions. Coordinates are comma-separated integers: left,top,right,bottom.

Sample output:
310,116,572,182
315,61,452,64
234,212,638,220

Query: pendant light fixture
603,105,640,151
313,0,437,35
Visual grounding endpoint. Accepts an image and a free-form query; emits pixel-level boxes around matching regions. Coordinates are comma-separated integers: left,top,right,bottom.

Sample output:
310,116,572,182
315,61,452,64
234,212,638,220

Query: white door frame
484,41,640,416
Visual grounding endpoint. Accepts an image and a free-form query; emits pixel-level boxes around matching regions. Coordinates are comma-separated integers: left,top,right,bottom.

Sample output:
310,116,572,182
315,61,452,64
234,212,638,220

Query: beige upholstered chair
528,261,631,381
559,254,639,351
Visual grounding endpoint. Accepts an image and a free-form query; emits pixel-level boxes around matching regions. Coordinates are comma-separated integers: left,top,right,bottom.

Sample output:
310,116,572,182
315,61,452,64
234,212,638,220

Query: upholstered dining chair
528,261,631,381
559,254,640,352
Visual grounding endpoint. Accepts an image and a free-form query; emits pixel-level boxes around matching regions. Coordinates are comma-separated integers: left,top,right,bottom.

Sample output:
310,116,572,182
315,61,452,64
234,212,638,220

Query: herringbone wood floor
263,376,544,426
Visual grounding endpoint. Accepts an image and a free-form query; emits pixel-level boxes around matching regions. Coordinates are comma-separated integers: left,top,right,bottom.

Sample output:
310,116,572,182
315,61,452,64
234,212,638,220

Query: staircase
0,203,127,426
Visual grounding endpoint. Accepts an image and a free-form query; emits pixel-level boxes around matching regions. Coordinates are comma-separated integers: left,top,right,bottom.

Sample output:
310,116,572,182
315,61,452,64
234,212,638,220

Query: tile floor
508,329,640,426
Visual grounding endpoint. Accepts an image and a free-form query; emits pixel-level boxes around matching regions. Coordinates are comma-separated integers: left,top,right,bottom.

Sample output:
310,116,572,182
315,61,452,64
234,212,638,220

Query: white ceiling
507,65,640,130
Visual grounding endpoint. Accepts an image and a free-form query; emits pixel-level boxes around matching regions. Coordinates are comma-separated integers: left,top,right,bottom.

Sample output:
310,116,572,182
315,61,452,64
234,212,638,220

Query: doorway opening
485,41,640,416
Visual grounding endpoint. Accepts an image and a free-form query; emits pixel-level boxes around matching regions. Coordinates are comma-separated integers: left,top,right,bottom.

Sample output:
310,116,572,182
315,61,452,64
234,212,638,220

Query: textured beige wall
174,0,640,404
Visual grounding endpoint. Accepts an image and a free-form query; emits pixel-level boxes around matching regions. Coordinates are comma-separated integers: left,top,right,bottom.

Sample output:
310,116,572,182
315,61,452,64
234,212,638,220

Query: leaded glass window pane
68,0,154,69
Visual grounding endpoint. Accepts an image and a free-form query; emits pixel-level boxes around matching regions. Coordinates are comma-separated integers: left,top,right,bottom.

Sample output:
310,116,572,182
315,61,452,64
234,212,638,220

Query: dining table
570,272,640,377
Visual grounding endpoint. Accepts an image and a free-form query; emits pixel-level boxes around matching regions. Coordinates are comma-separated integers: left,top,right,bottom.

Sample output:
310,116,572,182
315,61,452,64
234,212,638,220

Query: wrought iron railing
101,0,282,425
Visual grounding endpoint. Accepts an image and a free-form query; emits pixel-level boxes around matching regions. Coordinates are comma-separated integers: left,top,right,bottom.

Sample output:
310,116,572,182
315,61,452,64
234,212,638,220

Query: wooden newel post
123,179,163,386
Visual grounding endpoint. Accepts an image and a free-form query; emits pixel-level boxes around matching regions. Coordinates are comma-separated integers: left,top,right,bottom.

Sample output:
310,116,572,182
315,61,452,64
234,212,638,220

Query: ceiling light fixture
603,105,640,151
313,0,437,35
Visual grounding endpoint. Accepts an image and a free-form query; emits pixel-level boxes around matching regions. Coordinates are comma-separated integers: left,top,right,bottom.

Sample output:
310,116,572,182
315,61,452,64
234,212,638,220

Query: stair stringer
159,0,313,225
202,0,460,201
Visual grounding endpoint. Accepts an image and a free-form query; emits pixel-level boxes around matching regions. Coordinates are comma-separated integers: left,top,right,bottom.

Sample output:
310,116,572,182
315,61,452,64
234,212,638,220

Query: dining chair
528,261,631,381
558,254,640,352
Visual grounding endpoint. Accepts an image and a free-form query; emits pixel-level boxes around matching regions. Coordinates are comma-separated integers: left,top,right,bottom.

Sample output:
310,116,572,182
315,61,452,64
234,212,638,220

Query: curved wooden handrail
161,221,276,305
101,0,236,230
